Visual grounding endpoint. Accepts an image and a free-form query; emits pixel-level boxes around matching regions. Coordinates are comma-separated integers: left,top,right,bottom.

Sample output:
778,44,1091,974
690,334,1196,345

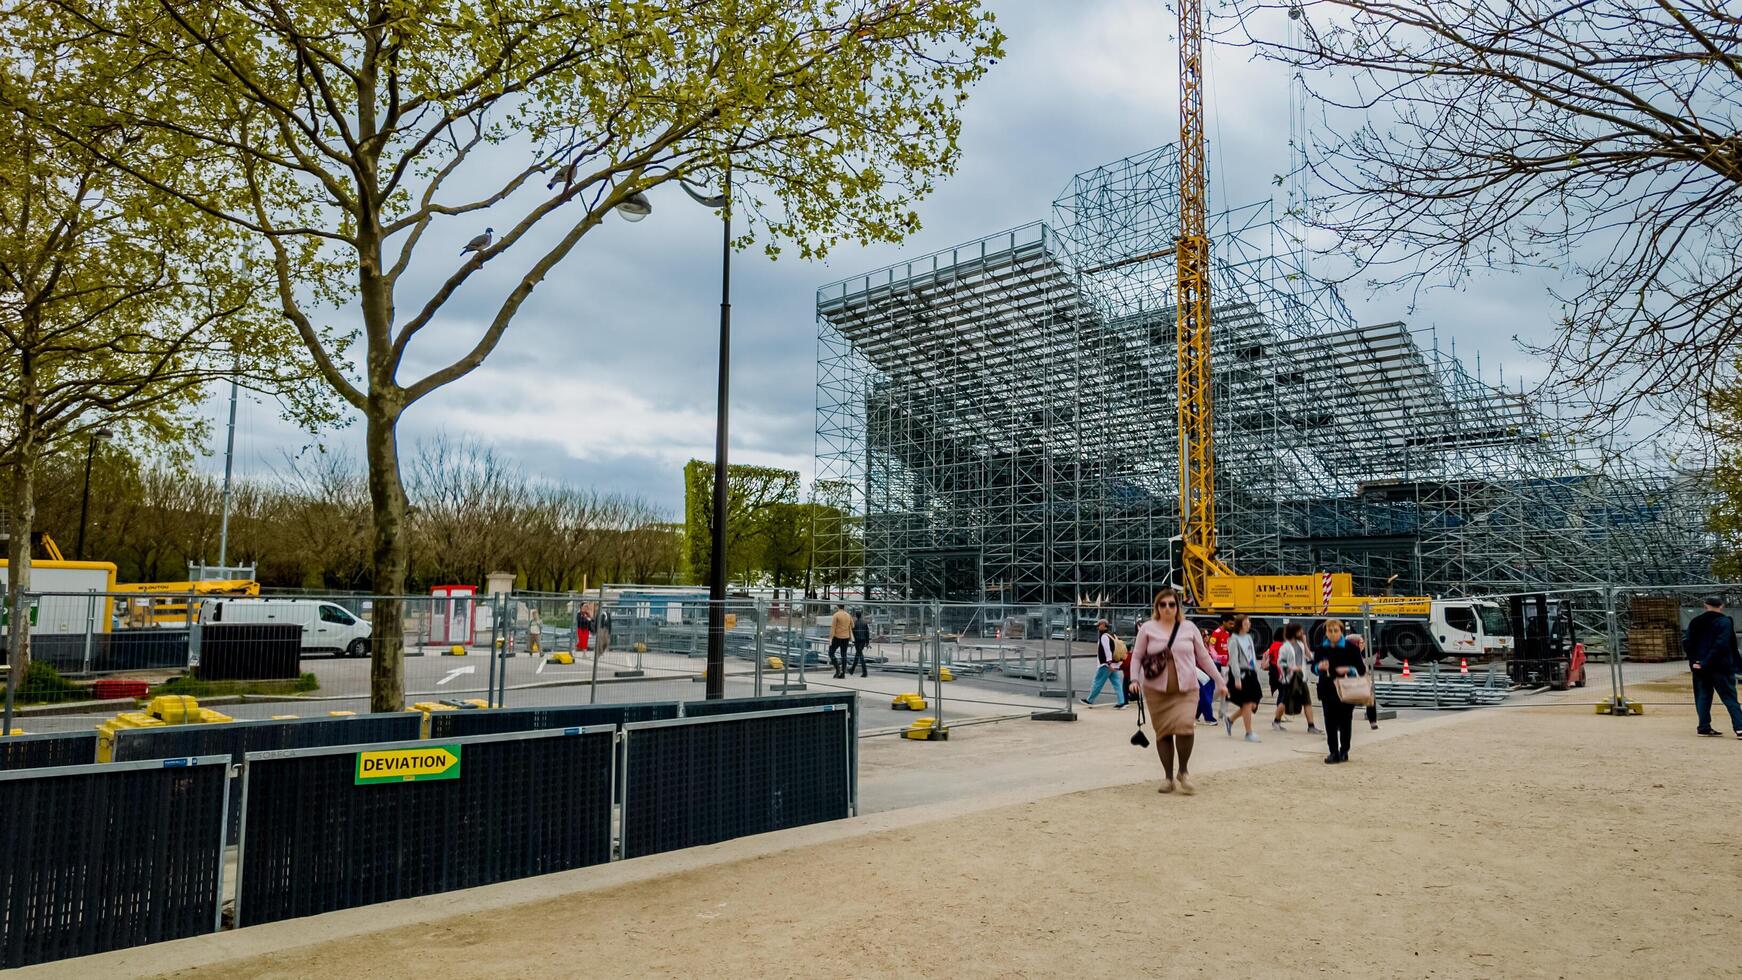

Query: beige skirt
1143,669,1197,737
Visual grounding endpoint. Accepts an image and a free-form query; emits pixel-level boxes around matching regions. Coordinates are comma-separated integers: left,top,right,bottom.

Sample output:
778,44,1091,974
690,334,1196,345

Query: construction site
813,143,1716,607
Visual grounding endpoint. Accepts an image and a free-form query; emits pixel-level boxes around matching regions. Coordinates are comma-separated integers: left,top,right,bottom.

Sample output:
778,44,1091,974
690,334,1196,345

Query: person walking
594,602,613,655
1082,618,1128,707
829,603,854,679
849,609,871,679
1223,614,1263,741
573,603,593,655
1313,619,1367,764
1133,587,1225,794
1198,614,1231,725
1683,596,1742,738
1271,622,1319,734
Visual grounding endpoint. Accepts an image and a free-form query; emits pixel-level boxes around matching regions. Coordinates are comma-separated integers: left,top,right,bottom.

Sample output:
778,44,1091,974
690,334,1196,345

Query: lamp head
616,192,653,222
680,180,728,210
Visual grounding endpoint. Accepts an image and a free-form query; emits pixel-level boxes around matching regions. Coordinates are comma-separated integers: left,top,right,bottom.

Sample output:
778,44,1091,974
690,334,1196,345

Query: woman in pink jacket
1133,587,1226,795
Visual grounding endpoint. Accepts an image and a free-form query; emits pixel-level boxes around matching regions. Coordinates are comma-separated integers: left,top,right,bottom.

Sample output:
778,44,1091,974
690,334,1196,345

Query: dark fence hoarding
621,706,851,859
114,713,423,844
428,701,679,740
0,756,228,969
237,727,615,926
0,731,97,771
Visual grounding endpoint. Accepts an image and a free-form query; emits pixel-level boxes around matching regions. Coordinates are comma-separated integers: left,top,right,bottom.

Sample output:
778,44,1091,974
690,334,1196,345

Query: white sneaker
1243,733,1261,743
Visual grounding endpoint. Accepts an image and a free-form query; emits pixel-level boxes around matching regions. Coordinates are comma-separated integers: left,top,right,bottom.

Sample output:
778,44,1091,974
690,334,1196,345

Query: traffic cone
1459,657,1469,675
1401,660,1412,679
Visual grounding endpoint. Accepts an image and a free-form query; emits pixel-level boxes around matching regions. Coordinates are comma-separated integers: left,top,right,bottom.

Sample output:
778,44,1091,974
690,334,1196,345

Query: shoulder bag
1140,620,1184,682
1335,670,1374,706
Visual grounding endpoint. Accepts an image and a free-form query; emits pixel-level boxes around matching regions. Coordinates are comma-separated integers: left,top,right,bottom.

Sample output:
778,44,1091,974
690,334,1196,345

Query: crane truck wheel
1385,624,1433,663
1249,618,1274,652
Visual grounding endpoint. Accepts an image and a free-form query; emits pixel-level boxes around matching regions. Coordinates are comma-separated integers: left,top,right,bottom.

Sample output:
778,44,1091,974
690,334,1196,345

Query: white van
205,599,372,658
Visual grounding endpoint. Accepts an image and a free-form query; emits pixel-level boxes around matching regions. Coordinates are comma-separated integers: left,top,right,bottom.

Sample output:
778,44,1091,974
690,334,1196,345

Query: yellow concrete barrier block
327,710,356,717
146,694,200,724
766,656,784,670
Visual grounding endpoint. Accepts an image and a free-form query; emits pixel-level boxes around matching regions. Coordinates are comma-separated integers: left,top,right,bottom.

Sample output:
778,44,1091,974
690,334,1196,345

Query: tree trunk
6,442,36,709
365,407,408,712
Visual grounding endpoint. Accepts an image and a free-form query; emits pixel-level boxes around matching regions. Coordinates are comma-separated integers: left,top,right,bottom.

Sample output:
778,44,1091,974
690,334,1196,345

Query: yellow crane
1172,1,1432,635
1173,0,1232,605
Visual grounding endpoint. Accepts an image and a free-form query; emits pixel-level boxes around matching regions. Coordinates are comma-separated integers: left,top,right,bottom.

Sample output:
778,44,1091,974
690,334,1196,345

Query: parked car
205,598,372,657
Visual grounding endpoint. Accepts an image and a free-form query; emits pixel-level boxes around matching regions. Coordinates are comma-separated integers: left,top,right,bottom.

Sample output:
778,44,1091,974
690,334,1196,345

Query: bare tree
1224,1,1742,433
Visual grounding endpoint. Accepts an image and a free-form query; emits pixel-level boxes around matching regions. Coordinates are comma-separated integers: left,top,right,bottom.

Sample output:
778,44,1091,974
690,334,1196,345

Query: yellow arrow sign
355,745,462,785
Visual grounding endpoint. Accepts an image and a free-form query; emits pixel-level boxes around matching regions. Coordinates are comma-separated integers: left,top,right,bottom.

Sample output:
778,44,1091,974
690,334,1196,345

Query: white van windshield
318,605,356,625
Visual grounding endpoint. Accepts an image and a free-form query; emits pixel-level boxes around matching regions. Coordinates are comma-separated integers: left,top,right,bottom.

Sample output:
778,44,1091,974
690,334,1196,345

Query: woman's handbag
1131,688,1149,748
1334,673,1374,706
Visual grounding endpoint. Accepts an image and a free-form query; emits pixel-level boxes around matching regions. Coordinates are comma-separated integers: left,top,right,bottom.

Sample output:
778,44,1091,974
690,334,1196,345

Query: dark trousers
828,637,851,674
849,640,868,676
1323,697,1355,757
1693,669,1742,732
1197,679,1216,722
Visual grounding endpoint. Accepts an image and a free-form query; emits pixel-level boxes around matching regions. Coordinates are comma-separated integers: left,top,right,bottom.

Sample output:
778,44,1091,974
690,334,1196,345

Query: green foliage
683,461,801,585
15,662,85,705
1709,374,1742,580
20,0,1000,710
151,673,320,699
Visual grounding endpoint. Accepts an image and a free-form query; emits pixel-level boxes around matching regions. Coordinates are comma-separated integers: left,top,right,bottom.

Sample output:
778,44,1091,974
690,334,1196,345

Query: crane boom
1175,0,1225,603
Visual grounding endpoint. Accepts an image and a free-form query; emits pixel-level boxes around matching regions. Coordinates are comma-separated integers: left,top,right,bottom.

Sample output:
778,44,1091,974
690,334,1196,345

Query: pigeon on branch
461,227,493,254
547,160,578,190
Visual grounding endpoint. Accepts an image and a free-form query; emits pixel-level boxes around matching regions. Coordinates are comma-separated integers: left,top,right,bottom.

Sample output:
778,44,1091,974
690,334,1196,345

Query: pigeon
461,227,493,254
547,160,578,190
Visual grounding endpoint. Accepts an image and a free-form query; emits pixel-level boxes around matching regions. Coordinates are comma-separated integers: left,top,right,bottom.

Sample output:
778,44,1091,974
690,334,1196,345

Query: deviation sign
355,745,462,785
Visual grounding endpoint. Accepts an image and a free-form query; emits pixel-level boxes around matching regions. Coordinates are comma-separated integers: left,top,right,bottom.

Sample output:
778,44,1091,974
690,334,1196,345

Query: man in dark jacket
1683,596,1742,738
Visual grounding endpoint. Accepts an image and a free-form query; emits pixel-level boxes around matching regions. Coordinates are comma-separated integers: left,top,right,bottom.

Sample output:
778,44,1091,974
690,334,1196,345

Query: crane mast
1176,0,1222,603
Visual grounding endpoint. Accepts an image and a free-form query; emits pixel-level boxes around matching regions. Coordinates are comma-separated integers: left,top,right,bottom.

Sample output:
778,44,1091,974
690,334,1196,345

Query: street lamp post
622,172,732,699
75,427,114,560
684,172,731,702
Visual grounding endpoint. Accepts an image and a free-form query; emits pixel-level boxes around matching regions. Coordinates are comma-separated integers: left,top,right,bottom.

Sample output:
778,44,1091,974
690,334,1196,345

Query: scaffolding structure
814,146,1714,604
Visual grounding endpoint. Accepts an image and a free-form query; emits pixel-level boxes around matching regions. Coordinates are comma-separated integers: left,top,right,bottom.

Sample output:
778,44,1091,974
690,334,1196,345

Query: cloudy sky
211,0,1561,515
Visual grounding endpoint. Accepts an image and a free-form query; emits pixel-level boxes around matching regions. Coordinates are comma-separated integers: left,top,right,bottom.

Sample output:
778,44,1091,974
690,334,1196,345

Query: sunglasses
1156,601,1177,608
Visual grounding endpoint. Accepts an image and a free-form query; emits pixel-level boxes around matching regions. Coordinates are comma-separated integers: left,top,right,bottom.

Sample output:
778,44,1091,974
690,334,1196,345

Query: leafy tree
1707,368,1742,579
683,460,801,585
1226,0,1742,432
761,501,814,589
30,0,1002,710
0,30,301,693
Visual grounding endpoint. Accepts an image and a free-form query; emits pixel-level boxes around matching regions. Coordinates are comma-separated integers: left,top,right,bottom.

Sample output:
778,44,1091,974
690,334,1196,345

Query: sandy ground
132,684,1741,980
